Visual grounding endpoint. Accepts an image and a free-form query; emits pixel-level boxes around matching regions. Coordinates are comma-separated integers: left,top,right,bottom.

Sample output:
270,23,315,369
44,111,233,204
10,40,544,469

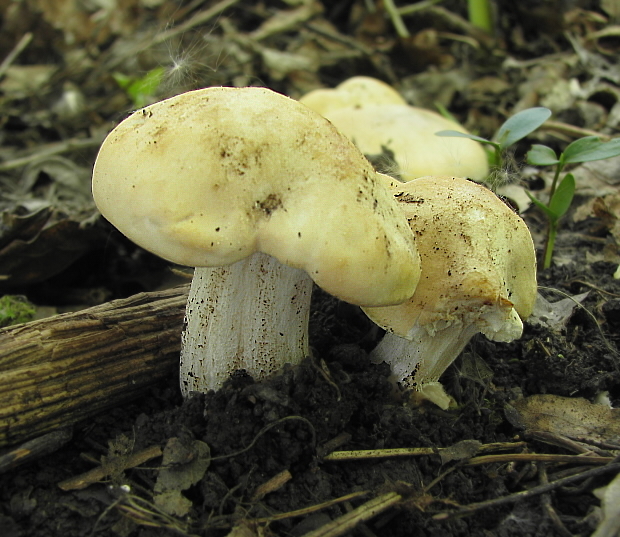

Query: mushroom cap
363,176,537,338
299,76,407,115
319,105,489,181
299,77,488,182
92,86,421,307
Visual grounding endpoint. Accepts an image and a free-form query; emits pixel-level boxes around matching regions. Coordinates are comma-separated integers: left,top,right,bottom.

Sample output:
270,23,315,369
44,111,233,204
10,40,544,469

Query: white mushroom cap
92,86,420,307
299,76,407,115
363,176,537,407
299,77,489,182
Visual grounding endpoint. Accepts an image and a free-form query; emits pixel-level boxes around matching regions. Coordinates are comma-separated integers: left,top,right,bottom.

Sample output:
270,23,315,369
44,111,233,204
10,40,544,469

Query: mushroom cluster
363,175,537,409
299,77,489,181
299,78,536,407
92,84,537,406
92,86,420,396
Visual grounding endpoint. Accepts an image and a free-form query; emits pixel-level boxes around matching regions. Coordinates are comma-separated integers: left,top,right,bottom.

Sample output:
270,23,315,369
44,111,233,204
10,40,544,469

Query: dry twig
0,285,188,448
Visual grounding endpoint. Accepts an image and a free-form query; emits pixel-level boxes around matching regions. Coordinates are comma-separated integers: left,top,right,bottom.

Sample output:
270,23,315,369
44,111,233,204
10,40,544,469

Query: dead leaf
153,490,193,518
601,0,620,20
459,353,494,386
0,65,56,97
0,210,102,288
505,394,620,446
155,437,210,493
250,1,323,41
225,521,263,537
529,292,589,331
153,437,210,516
439,439,481,465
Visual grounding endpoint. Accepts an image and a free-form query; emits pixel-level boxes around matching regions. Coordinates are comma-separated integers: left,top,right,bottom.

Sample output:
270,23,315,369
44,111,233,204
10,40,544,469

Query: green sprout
112,67,164,108
468,0,494,34
527,136,620,269
436,107,552,170
437,108,620,269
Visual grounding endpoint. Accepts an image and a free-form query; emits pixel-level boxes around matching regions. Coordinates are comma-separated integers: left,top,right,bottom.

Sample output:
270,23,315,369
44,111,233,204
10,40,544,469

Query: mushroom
362,176,537,409
299,76,407,115
299,77,489,181
92,86,421,397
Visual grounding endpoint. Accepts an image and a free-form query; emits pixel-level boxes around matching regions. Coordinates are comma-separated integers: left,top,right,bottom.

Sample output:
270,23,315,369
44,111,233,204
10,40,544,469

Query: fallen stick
0,284,189,448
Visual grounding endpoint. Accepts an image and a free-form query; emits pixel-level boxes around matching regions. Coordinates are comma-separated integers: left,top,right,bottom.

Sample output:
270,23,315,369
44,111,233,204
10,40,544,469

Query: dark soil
1,254,619,537
1,1,620,536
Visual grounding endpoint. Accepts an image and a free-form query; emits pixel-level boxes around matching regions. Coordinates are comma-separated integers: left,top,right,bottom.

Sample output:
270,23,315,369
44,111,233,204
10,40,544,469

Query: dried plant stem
303,492,402,537
0,285,188,448
0,32,33,78
434,462,620,520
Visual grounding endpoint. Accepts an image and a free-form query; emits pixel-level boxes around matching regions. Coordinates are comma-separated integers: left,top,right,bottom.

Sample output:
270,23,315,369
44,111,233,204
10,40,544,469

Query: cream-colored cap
299,77,489,181
92,86,421,307
299,76,407,115
364,175,537,338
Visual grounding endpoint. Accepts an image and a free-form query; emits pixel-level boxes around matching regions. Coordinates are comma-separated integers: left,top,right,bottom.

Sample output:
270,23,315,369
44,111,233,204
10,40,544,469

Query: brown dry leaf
601,0,620,20
439,439,481,465
593,193,620,242
225,521,264,537
506,394,620,445
459,352,494,386
0,208,102,288
250,0,323,41
153,437,210,516
573,187,620,249
29,0,142,46
467,76,512,104
0,65,56,98
259,47,320,81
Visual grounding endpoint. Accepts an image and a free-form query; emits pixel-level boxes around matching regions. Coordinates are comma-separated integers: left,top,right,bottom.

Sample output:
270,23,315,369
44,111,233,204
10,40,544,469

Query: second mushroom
363,175,538,409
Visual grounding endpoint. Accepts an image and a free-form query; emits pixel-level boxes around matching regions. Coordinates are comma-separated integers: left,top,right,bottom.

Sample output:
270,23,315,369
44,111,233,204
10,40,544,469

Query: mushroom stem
373,322,480,409
371,323,479,391
180,251,313,396
370,304,524,409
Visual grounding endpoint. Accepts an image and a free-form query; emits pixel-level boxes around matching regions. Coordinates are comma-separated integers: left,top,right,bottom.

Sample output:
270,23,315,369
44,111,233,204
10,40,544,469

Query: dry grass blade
434,462,620,520
58,444,163,491
302,492,402,537
253,490,370,524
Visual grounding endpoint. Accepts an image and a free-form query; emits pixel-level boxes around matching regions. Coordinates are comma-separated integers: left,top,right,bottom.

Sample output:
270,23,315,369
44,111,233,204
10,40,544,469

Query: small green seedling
437,108,620,269
527,136,620,269
113,67,164,108
468,0,494,34
436,107,552,170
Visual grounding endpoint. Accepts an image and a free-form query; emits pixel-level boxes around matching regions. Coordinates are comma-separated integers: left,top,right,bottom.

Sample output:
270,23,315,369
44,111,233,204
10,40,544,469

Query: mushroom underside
370,303,524,409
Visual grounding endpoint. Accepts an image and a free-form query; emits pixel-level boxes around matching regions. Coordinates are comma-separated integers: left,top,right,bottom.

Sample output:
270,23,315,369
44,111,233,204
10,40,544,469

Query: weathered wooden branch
0,285,189,448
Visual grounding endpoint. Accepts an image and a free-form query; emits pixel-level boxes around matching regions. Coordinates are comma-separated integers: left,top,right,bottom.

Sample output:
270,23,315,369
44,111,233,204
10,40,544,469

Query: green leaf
495,107,552,150
127,67,164,108
527,144,560,166
525,190,556,219
548,173,575,219
562,136,620,164
435,130,498,148
112,72,132,90
468,0,494,34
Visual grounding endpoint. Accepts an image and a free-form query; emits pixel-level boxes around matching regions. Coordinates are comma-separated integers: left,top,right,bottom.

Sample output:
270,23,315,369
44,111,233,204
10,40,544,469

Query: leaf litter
1,1,620,536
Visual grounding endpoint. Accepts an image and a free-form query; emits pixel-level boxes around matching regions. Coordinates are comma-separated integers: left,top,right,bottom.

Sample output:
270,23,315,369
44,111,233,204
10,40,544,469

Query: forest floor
1,1,620,536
